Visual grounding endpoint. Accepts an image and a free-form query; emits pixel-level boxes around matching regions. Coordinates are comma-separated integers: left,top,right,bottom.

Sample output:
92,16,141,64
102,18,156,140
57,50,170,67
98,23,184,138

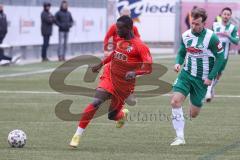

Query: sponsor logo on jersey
114,51,128,61
187,47,203,54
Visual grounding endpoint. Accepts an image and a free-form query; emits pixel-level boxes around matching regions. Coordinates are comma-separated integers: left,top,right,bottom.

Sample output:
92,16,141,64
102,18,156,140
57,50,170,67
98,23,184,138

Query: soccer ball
8,129,27,148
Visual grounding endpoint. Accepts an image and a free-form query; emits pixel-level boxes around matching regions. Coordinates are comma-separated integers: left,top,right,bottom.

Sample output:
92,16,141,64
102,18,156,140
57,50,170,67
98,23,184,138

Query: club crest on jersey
126,46,133,52
197,43,204,49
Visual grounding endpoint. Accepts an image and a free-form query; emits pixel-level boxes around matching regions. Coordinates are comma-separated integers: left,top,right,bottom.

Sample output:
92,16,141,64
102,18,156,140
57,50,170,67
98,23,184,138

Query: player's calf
189,105,200,118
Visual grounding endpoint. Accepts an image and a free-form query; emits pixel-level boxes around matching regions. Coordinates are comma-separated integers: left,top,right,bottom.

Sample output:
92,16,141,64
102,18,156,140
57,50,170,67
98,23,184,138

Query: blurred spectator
0,4,19,64
55,0,73,61
41,2,54,62
185,6,197,29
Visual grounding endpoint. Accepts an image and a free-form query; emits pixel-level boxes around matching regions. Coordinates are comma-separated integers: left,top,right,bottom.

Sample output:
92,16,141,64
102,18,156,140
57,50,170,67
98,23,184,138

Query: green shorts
219,58,228,74
173,70,208,107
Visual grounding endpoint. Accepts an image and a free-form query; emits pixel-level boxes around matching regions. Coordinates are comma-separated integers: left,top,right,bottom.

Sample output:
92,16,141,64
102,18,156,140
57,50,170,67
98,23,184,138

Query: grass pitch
0,55,239,160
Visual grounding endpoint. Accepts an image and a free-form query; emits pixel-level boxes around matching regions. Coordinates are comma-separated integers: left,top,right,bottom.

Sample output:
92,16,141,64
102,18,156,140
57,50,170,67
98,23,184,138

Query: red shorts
97,63,126,108
98,63,114,94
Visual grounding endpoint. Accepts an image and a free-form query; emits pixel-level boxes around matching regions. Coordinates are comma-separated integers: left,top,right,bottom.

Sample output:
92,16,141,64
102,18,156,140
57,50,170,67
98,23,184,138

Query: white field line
0,68,55,78
0,90,239,98
0,121,158,126
0,55,175,78
154,55,176,59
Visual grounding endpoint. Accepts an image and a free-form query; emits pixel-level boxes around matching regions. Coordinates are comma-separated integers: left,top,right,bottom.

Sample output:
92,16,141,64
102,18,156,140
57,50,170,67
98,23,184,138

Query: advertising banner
3,6,107,46
117,0,177,42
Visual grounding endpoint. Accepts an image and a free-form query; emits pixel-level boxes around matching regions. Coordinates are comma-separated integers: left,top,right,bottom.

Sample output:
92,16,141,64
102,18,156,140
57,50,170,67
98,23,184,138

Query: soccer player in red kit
69,15,152,148
104,7,140,106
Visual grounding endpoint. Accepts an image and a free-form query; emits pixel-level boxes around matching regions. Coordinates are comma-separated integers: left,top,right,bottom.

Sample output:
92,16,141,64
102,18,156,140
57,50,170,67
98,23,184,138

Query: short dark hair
117,15,133,30
193,6,197,9
62,0,68,4
43,2,51,7
221,7,232,14
191,7,208,22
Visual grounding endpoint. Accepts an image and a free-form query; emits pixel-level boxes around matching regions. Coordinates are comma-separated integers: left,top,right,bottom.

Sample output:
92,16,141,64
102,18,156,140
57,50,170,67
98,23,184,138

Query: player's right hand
125,71,136,80
91,63,103,73
174,64,181,73
204,78,212,86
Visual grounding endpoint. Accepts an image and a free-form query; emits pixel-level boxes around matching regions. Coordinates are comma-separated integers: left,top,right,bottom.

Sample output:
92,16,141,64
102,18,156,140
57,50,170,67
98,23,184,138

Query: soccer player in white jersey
205,7,239,102
170,8,224,146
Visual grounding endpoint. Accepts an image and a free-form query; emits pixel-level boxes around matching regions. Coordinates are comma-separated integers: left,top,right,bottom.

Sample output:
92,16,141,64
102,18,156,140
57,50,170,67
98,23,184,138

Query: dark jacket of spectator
55,3,73,32
41,6,54,36
0,10,7,38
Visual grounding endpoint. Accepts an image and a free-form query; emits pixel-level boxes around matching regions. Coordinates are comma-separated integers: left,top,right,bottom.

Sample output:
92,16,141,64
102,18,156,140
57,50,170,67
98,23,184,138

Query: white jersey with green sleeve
213,22,239,59
176,28,224,80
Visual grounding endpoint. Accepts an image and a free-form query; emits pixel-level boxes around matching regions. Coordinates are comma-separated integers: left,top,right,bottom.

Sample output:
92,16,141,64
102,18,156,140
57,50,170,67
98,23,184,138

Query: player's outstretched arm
91,63,103,73
125,63,152,80
174,39,186,73
91,51,114,73
125,45,153,80
104,24,116,47
207,34,224,80
229,26,239,45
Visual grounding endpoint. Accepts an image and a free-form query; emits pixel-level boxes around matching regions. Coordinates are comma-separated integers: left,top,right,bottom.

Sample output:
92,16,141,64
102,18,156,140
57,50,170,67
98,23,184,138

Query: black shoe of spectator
42,58,50,62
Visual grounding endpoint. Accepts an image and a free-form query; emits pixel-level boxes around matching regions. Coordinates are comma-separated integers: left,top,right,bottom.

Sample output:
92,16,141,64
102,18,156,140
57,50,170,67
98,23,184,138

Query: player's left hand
91,63,103,73
125,71,136,80
204,78,212,86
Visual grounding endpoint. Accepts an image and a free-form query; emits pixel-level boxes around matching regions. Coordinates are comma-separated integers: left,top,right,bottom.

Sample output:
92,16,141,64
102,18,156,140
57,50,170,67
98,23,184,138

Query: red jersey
101,37,152,102
101,23,141,90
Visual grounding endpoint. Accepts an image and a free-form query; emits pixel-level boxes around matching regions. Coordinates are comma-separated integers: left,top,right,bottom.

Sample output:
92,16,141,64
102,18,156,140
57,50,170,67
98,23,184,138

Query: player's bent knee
91,98,104,108
170,98,181,108
125,96,137,106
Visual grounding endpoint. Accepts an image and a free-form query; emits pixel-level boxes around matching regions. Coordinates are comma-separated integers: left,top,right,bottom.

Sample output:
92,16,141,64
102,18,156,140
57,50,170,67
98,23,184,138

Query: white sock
213,79,219,87
75,127,85,136
210,79,218,96
172,107,185,139
206,80,215,96
206,85,212,95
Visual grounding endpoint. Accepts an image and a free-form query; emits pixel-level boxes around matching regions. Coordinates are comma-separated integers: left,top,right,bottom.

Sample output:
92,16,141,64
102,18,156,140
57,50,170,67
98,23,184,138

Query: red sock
78,104,97,129
114,110,124,121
